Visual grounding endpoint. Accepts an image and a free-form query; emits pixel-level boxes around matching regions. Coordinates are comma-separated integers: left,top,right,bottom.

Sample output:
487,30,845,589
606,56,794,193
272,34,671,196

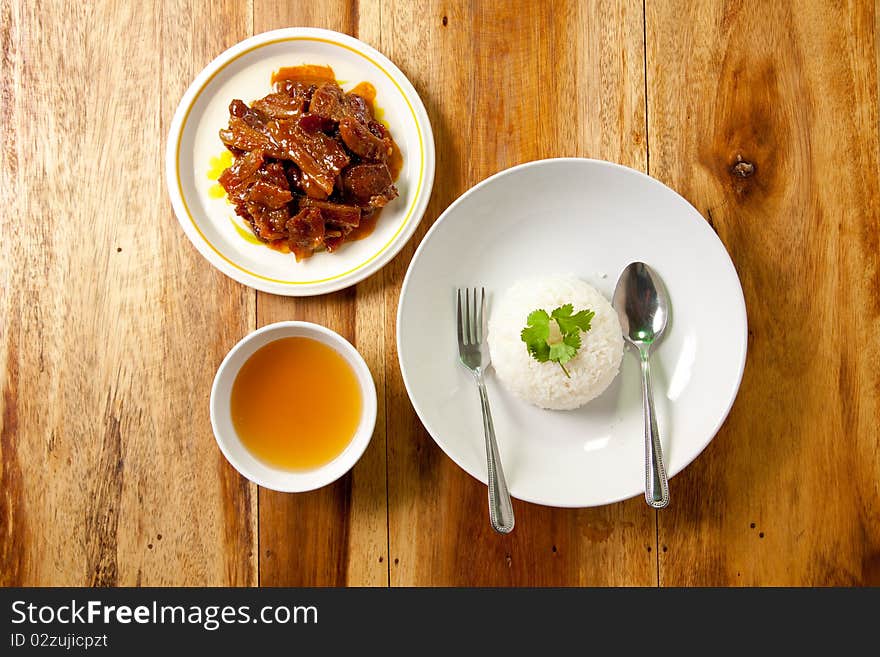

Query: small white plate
166,28,435,296
397,159,747,508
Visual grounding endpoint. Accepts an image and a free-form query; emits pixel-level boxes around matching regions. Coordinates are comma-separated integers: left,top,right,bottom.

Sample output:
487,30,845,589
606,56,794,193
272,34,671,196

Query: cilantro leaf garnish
520,304,595,378
551,304,595,335
520,309,551,362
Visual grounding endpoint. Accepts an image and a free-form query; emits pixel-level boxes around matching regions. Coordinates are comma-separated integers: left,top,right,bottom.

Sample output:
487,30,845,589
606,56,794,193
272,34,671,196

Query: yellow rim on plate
175,36,426,285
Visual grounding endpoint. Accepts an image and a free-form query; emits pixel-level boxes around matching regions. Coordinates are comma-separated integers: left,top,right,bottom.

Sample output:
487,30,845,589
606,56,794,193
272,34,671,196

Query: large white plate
397,159,747,507
166,28,435,296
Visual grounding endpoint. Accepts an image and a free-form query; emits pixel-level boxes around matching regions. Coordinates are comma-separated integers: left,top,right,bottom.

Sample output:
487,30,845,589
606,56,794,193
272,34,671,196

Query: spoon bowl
613,262,670,351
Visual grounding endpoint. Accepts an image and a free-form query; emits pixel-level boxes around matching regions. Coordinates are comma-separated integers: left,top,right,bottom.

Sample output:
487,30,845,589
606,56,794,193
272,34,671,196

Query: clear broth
230,337,362,471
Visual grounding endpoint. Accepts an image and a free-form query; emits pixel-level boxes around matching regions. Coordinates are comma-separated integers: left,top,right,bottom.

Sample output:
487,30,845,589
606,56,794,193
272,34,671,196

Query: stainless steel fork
456,287,515,534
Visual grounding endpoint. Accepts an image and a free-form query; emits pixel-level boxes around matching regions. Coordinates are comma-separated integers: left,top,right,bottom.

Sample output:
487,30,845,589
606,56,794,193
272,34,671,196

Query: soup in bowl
211,321,377,492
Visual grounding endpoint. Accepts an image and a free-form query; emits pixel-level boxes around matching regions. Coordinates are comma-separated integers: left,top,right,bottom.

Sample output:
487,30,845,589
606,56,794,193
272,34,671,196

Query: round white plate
397,159,747,507
166,28,435,296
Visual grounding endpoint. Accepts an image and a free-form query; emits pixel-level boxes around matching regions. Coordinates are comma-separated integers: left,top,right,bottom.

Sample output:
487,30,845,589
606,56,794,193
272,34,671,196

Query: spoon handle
640,354,670,508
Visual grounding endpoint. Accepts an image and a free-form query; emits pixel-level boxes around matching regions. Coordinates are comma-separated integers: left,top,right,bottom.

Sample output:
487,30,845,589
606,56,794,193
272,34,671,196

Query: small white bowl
210,321,377,492
166,27,435,296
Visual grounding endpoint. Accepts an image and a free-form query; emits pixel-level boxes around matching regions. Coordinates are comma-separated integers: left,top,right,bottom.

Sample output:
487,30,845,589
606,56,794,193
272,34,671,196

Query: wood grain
381,0,657,586
646,0,880,585
253,0,388,587
0,0,256,585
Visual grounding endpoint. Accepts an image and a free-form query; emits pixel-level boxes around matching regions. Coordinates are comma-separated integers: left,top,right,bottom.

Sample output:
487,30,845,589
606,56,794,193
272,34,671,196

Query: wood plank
0,0,256,585
646,0,880,585
254,0,388,587
382,0,657,585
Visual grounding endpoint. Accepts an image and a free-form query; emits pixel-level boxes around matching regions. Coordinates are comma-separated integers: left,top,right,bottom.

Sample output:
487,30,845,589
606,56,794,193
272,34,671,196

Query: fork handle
476,377,515,534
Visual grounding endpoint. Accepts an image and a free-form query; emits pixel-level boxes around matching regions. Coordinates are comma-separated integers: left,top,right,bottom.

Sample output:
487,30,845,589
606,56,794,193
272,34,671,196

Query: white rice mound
488,275,624,411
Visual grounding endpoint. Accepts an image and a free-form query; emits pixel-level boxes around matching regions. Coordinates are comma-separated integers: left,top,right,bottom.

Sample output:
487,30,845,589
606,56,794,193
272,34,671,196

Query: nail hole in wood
442,15,448,26
730,154,755,178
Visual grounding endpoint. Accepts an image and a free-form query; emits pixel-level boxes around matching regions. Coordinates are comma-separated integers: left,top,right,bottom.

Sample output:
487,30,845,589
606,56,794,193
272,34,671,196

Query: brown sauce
271,64,336,86
349,81,377,104
216,65,403,261
348,210,380,241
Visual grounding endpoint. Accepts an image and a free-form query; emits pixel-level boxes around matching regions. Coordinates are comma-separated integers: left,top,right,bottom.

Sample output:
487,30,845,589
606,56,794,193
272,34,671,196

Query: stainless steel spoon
612,262,670,508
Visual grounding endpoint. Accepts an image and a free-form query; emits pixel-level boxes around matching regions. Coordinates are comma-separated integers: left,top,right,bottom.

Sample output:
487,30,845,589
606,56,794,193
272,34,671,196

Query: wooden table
2,0,878,587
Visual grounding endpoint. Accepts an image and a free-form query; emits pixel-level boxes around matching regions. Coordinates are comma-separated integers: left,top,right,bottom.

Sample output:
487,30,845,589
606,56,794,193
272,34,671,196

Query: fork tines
456,287,486,347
